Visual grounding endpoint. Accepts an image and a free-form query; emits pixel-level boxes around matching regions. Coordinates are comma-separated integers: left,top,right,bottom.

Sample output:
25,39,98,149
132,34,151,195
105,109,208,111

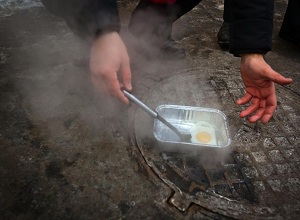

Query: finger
93,70,130,104
261,114,272,124
120,53,132,91
239,98,260,118
106,72,130,105
261,103,276,124
249,107,265,123
249,99,267,123
262,68,293,85
112,89,130,105
236,92,252,105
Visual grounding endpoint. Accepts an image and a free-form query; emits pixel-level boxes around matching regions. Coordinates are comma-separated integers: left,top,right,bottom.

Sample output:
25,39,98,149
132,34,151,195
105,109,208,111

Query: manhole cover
130,69,300,219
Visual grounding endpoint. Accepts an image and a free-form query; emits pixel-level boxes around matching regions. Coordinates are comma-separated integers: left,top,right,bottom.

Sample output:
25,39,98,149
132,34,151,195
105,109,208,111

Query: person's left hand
237,54,292,124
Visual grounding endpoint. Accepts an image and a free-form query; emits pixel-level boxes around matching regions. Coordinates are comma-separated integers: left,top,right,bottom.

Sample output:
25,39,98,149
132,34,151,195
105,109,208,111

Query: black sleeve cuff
229,0,274,57
62,0,121,41
229,19,272,57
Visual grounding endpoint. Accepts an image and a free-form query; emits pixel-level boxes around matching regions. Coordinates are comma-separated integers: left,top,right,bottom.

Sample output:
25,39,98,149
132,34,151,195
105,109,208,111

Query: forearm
42,0,120,40
229,0,274,56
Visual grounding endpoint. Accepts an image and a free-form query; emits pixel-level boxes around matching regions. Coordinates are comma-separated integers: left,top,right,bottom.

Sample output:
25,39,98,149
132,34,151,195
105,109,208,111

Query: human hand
90,32,132,104
237,54,292,124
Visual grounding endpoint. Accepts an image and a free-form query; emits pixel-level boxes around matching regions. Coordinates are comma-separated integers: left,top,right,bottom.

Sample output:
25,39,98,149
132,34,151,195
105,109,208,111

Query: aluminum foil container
153,105,231,152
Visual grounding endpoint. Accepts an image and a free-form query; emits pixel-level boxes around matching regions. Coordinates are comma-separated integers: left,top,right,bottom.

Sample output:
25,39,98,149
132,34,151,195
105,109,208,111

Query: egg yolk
195,131,212,143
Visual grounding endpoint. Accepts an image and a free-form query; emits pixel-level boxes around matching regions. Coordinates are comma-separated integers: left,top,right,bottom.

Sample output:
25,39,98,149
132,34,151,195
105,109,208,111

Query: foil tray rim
153,104,231,150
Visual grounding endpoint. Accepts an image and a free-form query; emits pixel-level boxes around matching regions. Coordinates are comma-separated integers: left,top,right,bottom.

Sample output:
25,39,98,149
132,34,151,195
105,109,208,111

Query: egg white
190,121,217,146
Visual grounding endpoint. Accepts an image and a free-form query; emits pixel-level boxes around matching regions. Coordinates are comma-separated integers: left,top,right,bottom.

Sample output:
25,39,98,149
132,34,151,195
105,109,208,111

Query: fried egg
190,121,217,146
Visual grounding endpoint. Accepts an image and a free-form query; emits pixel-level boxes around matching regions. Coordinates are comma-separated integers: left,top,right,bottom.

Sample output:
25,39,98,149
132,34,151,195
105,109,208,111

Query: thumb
264,68,292,85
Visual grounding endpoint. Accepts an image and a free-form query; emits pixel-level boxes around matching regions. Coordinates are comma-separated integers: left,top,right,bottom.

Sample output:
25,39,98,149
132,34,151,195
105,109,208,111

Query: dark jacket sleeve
41,0,120,40
229,0,274,56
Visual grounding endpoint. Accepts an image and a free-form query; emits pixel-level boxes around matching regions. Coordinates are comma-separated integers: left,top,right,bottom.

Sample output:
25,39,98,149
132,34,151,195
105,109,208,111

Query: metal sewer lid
131,70,300,219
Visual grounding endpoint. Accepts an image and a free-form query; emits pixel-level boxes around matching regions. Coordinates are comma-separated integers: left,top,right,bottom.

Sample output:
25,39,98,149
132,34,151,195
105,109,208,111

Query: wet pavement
1,0,300,219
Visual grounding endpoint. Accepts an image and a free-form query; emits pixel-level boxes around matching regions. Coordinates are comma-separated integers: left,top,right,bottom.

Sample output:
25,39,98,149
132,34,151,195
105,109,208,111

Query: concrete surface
0,0,300,219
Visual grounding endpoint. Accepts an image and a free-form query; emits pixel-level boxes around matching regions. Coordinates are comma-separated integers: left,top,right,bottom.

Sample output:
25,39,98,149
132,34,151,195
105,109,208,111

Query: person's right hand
89,32,132,104
237,54,292,124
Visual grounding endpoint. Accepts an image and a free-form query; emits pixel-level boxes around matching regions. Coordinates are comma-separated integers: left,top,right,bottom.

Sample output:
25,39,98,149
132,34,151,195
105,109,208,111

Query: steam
4,0,233,163
1,1,128,147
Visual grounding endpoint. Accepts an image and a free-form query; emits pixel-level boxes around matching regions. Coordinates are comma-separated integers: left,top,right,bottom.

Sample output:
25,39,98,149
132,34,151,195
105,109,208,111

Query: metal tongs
122,89,191,142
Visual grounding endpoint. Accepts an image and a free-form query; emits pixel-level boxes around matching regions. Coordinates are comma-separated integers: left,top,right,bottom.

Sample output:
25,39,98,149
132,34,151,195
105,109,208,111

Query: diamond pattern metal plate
131,69,300,219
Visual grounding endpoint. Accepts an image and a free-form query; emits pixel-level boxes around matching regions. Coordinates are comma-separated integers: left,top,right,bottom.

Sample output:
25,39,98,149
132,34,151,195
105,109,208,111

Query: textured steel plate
132,70,300,219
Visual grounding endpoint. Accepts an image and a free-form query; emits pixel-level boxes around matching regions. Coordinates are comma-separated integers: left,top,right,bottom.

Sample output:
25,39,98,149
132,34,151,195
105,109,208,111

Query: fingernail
127,83,132,91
